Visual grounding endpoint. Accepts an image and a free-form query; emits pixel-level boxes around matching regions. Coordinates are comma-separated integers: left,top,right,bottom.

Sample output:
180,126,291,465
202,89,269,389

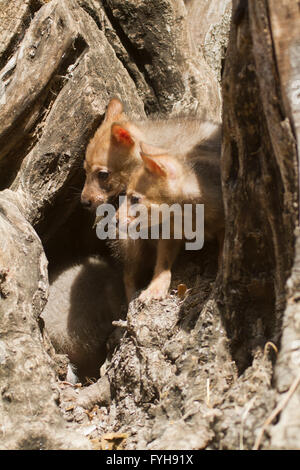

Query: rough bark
0,0,146,450
0,0,299,451
0,190,91,449
0,0,225,450
266,1,300,450
221,0,298,370
92,0,299,450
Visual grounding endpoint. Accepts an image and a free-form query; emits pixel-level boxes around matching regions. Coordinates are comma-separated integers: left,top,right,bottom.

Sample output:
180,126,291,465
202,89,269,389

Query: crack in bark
1,35,87,190
100,0,160,112
78,1,159,114
0,0,44,71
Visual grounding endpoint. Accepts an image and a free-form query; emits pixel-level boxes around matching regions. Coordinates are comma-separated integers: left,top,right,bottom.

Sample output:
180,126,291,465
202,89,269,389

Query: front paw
138,282,169,304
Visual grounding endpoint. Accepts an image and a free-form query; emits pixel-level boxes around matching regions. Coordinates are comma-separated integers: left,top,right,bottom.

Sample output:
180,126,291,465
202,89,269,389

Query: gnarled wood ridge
0,0,299,450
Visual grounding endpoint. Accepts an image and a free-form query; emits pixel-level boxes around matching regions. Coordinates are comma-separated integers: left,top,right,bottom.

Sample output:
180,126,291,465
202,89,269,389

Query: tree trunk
0,0,299,450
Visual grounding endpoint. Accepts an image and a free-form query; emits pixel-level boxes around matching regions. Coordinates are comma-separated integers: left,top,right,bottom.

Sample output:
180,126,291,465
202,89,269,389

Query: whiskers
64,185,83,204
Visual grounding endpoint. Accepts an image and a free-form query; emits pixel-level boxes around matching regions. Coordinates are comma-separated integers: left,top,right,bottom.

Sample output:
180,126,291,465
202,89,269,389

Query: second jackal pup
117,120,224,303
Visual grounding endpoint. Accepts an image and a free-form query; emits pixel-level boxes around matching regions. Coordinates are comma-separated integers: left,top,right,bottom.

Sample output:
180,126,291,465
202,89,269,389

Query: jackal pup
81,98,144,211
117,120,224,303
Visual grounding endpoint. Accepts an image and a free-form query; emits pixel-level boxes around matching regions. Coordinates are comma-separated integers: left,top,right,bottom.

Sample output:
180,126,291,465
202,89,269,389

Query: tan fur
116,122,224,303
41,256,125,380
82,98,223,303
81,98,143,210
81,97,221,211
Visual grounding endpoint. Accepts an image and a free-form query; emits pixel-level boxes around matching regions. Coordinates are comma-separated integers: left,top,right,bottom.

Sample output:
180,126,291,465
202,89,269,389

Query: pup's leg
139,239,182,303
123,239,143,303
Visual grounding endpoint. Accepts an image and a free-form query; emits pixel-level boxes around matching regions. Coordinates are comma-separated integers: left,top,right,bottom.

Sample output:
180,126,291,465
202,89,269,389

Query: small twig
65,405,75,412
112,320,128,328
253,371,300,450
60,380,77,387
206,378,210,408
240,397,256,450
263,341,278,359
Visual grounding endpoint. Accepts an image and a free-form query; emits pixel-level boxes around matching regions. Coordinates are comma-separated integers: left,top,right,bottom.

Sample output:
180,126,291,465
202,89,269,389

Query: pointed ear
141,152,178,178
111,123,134,148
141,152,167,178
105,98,124,122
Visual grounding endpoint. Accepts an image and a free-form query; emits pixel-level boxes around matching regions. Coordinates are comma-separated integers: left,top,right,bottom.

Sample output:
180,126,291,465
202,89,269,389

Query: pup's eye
98,170,109,181
130,195,141,205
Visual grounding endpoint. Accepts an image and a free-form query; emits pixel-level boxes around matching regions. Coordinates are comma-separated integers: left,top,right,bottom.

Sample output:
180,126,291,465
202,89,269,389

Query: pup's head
116,143,183,231
81,98,142,211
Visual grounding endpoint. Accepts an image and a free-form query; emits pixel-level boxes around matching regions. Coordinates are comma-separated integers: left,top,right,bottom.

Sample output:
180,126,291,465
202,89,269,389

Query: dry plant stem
253,371,300,450
240,397,256,451
263,341,278,358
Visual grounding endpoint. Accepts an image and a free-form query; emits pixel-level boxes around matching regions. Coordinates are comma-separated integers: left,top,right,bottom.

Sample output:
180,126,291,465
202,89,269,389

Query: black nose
81,198,92,209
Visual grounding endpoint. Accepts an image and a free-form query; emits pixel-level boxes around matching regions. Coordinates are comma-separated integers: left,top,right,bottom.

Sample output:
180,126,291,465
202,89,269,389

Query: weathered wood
0,0,228,450
220,0,300,449
265,0,300,450
268,0,300,150
0,0,43,70
220,0,298,370
0,0,146,449
6,0,146,237
0,190,90,449
185,0,232,82
102,0,222,119
0,0,299,451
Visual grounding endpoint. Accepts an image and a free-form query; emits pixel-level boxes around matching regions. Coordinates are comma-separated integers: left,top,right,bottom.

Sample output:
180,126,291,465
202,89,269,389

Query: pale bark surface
0,0,299,450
